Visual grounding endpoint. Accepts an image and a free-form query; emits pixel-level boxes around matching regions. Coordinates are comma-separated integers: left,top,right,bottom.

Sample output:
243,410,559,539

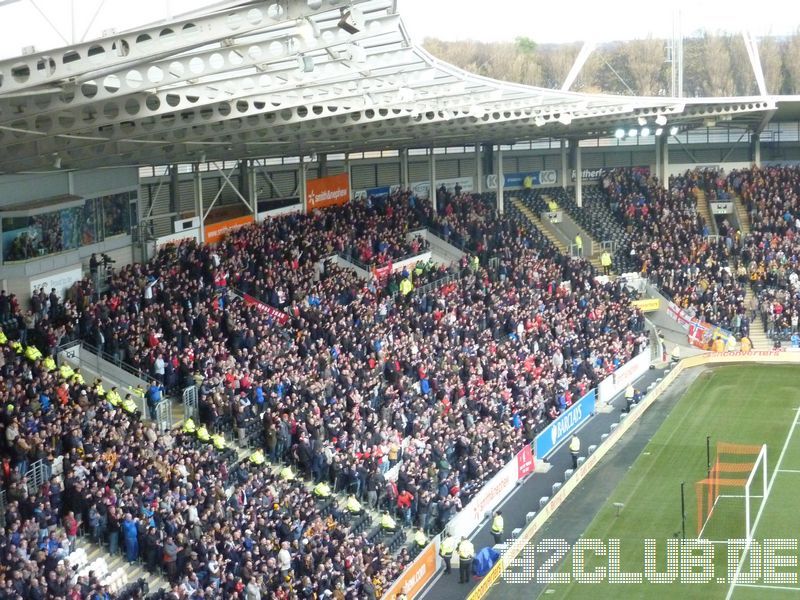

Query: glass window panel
103,191,133,237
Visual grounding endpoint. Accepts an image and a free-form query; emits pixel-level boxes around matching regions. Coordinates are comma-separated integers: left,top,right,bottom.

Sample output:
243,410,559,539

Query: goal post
695,442,768,541
744,444,768,541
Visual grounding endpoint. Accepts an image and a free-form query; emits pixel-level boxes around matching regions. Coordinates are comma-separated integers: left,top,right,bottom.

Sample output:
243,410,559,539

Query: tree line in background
423,31,800,96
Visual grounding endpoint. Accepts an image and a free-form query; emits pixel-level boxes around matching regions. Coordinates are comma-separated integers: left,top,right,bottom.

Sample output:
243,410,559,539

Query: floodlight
628,128,638,137
338,7,364,34
637,116,647,126
655,115,668,126
654,128,663,136
670,126,679,135
297,55,314,73
640,127,650,137
558,113,573,125
614,128,625,139
535,116,547,127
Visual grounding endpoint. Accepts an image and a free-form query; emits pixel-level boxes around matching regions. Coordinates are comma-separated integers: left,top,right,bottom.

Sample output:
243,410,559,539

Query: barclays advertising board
485,170,557,190
534,389,596,460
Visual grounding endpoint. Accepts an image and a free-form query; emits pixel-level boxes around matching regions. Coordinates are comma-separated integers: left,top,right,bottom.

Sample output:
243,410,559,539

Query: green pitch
538,364,800,600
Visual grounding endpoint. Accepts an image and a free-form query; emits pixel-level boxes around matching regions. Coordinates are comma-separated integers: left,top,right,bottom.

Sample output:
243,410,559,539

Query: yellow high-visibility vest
414,530,426,547
346,496,361,513
121,398,138,414
458,540,475,560
249,450,265,465
491,514,503,534
106,390,122,407
279,466,295,480
211,434,226,450
197,426,211,442
440,536,456,557
380,514,396,530
0,329,7,344
25,346,42,362
60,364,74,380
569,436,580,453
313,482,331,498
43,357,56,372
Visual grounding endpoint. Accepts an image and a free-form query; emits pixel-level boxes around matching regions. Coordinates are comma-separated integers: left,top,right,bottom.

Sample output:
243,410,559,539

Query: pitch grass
538,365,800,600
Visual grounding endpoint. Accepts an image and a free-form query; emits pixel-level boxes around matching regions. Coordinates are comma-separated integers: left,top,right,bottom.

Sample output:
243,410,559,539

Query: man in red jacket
397,489,414,526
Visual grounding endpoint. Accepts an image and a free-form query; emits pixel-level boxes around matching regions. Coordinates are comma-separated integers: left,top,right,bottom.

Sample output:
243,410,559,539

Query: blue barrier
534,389,596,460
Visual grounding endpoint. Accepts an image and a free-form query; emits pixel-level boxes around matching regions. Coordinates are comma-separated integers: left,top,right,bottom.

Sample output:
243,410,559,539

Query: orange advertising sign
382,542,437,600
204,215,254,244
306,173,350,212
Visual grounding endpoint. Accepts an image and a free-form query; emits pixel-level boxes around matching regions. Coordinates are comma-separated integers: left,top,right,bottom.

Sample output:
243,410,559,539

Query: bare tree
759,36,783,94
622,38,666,96
702,34,735,96
727,36,755,95
785,30,800,94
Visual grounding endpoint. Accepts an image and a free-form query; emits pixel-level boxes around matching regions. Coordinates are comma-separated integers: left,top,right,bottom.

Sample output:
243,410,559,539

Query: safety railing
25,459,48,496
182,385,199,422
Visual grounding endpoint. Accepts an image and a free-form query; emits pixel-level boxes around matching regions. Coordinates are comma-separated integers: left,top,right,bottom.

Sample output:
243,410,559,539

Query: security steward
413,527,426,549
569,434,580,469
600,250,612,275
490,510,504,545
624,384,635,412
439,533,456,574
457,536,475,584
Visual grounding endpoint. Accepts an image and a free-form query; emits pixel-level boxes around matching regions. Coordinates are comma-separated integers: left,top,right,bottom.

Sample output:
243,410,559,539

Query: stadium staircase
511,197,568,253
73,535,167,595
744,287,772,350
694,188,717,235
733,193,751,235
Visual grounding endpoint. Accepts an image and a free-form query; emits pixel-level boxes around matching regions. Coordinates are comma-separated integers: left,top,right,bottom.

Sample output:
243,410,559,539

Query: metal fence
25,459,48,496
182,385,199,422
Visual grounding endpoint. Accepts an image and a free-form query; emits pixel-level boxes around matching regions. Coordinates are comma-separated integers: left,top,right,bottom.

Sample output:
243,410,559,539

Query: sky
0,0,797,60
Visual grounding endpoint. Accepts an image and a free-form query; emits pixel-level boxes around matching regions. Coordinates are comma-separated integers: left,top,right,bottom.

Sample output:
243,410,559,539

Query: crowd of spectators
1,185,648,599
600,167,751,336
725,166,800,339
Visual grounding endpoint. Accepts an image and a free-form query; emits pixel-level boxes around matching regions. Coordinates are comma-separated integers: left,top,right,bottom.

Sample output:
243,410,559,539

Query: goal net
695,442,767,541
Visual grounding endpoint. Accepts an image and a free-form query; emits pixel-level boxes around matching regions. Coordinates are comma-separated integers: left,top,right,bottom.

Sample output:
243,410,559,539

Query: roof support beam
741,30,768,96
0,12,403,122
0,0,361,97
561,41,596,92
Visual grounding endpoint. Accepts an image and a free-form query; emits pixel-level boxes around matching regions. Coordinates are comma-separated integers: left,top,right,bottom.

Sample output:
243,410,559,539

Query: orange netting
695,442,761,537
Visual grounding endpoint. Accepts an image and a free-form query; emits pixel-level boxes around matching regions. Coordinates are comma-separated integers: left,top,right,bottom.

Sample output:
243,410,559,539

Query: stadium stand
1,185,649,598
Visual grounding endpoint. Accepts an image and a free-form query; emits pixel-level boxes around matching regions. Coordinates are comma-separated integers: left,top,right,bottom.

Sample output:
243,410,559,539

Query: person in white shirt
277,541,292,579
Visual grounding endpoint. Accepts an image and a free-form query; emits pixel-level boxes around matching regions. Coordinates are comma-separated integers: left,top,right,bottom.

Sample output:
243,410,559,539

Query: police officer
490,510,504,545
574,234,583,257
439,533,456,574
457,537,475,584
569,434,580,469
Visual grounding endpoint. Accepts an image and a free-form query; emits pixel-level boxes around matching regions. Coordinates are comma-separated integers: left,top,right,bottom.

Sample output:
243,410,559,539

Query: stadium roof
0,0,789,173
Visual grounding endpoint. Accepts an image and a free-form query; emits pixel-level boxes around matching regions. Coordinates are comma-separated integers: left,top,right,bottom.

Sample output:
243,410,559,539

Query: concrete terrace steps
695,189,715,234
744,287,771,351
74,533,168,593
511,197,568,254
733,193,752,235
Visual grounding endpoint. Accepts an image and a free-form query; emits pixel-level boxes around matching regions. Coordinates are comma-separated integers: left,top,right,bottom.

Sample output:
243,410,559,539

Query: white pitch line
777,469,800,473
725,407,800,600
737,583,800,592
